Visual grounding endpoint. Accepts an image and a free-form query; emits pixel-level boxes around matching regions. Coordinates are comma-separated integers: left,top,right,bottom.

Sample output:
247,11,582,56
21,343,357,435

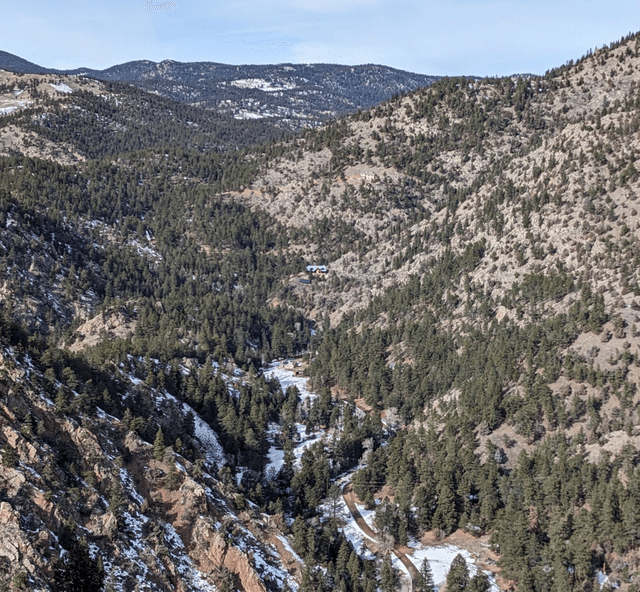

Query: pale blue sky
3,0,639,76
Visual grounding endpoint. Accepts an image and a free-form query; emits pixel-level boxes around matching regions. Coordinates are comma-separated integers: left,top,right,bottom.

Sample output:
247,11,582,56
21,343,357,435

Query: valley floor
266,360,502,590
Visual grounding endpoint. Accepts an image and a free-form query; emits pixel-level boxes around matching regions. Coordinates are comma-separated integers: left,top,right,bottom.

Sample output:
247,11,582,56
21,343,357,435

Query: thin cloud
1,0,639,74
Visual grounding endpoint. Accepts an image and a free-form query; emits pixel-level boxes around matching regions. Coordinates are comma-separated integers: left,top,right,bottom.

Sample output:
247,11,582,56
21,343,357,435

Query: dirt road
342,483,420,587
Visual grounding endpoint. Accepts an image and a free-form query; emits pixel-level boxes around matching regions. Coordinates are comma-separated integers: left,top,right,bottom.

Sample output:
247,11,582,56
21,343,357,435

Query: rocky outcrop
0,502,50,590
191,516,268,592
0,346,298,591
68,308,136,352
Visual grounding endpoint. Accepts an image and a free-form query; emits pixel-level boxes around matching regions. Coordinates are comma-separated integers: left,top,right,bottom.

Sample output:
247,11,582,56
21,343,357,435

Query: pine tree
336,538,351,575
326,483,342,520
292,517,308,557
52,535,104,592
622,469,640,549
468,572,491,592
55,387,68,413
20,414,34,439
347,550,361,585
1,444,18,467
569,509,594,582
415,558,435,592
446,554,469,592
153,428,166,461
380,554,399,592
433,470,457,534
122,408,133,429
164,463,180,490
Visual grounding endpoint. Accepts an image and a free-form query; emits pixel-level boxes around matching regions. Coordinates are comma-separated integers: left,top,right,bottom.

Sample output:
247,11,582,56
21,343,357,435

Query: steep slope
0,322,303,591
0,150,314,589
220,33,640,590
234,34,640,326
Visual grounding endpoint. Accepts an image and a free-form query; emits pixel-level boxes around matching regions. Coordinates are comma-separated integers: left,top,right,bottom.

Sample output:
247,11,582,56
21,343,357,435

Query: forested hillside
0,69,287,162
0,51,439,130
235,31,640,590
2,31,640,592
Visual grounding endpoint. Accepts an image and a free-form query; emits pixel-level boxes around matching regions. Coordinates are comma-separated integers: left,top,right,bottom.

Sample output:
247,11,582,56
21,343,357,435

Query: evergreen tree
20,414,34,439
468,572,491,592
432,470,457,534
380,554,399,592
153,428,166,461
1,444,18,467
446,554,469,592
415,558,436,592
164,462,180,490
52,535,104,592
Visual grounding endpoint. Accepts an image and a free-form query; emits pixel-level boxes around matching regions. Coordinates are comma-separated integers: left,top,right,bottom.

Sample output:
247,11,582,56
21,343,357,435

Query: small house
306,265,328,274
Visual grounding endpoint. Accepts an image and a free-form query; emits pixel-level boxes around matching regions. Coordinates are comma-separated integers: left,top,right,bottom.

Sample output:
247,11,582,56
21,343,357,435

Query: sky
3,0,640,76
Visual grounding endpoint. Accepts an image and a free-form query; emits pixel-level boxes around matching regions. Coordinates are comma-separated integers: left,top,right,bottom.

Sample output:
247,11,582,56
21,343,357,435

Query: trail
342,483,420,588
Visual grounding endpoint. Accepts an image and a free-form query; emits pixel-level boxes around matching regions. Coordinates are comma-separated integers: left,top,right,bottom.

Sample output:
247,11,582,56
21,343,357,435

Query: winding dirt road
342,483,420,587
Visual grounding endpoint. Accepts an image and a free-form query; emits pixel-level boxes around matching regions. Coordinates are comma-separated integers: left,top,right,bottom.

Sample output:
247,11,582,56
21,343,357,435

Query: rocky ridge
0,340,301,591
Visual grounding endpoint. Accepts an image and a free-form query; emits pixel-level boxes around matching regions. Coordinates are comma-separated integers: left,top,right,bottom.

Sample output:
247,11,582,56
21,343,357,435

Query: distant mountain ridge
0,50,55,75
0,50,439,128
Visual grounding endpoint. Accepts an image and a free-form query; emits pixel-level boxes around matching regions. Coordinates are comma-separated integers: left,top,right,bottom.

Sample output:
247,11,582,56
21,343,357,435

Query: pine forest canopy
2,30,640,592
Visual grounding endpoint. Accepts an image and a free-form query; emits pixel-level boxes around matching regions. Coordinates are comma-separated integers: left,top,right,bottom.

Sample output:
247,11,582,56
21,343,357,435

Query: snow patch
355,502,376,532
119,467,145,506
190,402,226,467
407,543,498,591
276,534,304,566
333,493,376,560
50,82,73,94
265,445,285,475
264,361,317,405
292,423,324,468
156,389,226,467
597,570,619,589
230,78,296,92
234,110,267,119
